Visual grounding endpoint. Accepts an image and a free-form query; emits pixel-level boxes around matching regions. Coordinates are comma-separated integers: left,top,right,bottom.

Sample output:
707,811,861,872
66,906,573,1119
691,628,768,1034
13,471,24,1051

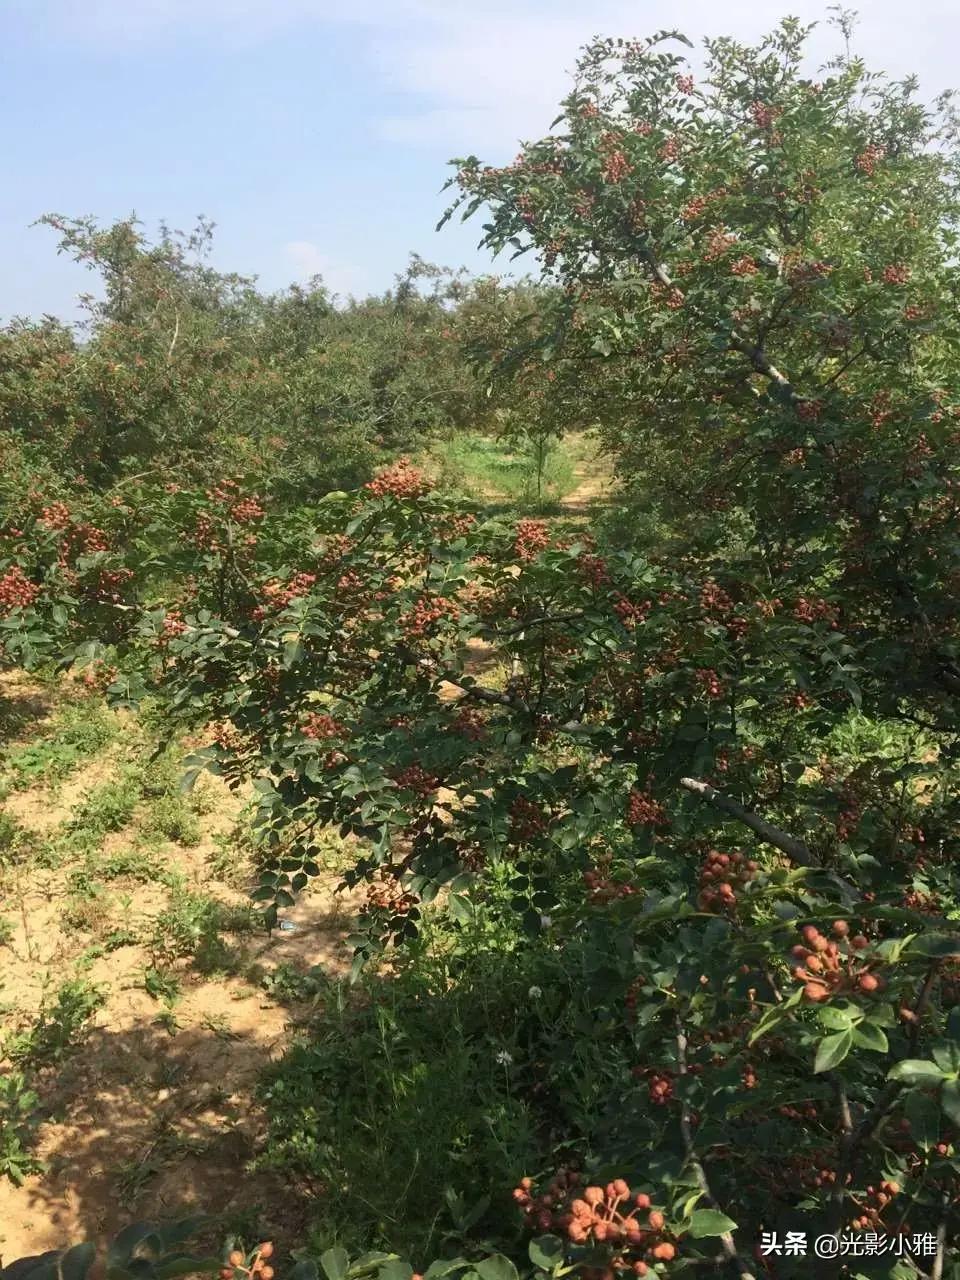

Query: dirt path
0,679,366,1258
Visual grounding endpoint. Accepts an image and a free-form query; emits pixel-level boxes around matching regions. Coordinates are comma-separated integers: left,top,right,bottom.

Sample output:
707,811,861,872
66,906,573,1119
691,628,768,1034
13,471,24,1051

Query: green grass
0,699,118,793
428,431,576,511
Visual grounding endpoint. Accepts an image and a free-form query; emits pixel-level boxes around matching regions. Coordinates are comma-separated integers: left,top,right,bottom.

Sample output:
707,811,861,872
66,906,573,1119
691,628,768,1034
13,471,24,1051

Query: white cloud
31,0,960,155
284,240,367,298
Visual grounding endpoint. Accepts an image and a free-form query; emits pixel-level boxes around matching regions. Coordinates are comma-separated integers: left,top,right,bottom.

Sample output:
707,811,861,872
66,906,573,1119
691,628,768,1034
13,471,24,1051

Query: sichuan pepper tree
147,444,959,1276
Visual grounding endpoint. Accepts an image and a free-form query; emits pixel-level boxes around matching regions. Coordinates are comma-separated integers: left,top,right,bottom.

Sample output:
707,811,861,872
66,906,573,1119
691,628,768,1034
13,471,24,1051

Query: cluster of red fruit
515,518,551,562
38,500,72,530
0,565,40,615
658,136,681,163
364,457,431,499
211,722,251,753
697,849,759,912
675,73,694,94
301,712,346,741
364,868,418,916
626,788,665,827
220,1241,274,1280
790,922,881,1002
78,660,118,693
703,228,736,262
578,553,611,587
849,1180,901,1231
159,609,187,642
695,668,725,699
451,705,486,741
793,595,838,625
699,579,733,614
613,595,650,628
513,1174,676,1268
251,572,318,620
391,763,440,797
750,100,782,129
730,256,759,277
93,566,134,602
637,1069,675,1106
510,795,549,841
650,283,685,309
602,150,632,184
400,595,459,639
583,855,637,904
855,143,885,175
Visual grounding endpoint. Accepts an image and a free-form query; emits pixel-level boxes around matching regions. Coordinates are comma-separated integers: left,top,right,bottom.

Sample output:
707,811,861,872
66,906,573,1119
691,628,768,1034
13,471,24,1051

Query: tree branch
675,1016,758,1280
679,776,815,866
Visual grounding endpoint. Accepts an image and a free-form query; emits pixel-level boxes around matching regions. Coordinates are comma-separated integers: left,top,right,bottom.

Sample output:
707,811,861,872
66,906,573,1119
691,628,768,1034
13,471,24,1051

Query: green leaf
474,1258,518,1280
818,1006,857,1032
907,933,960,958
154,1257,221,1280
375,1264,412,1280
687,1209,738,1238
322,1249,350,1280
528,1237,565,1272
58,1245,97,1280
941,1079,960,1127
288,1263,320,1280
814,1029,853,1074
851,1023,889,1053
887,1060,947,1084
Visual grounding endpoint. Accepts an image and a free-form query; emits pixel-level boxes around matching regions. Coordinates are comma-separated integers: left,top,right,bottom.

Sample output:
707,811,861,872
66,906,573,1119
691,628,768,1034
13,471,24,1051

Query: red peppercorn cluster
602,150,631,184
93,566,134,602
697,850,758,911
391,764,439,797
515,518,551,562
675,74,694,94
790,922,882,1002
849,1181,901,1231
578,553,610,587
510,795,548,841
695,668,725,698
637,1069,675,1106
699,579,733,614
251,572,318,620
364,868,418,915
38,501,72,530
793,595,838,625
220,1241,275,1280
364,457,431,499
882,263,911,285
703,228,736,262
730,256,759,277
583,854,637,904
750,100,782,129
855,143,885,174
302,712,346,741
451,706,486,741
400,595,459,639
626,789,665,827
0,566,40,614
212,722,249,752
658,136,681,163
77,660,117,692
513,1173,675,1268
159,610,187,642
650,283,685,309
613,595,650,628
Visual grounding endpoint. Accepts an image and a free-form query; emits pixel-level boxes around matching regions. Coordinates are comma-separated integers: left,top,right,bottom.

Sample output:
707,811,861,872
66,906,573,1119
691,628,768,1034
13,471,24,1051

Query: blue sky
3,0,959,322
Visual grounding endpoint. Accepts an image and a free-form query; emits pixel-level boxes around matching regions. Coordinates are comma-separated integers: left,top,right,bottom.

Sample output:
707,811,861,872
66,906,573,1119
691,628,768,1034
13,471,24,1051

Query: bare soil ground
0,674,364,1258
